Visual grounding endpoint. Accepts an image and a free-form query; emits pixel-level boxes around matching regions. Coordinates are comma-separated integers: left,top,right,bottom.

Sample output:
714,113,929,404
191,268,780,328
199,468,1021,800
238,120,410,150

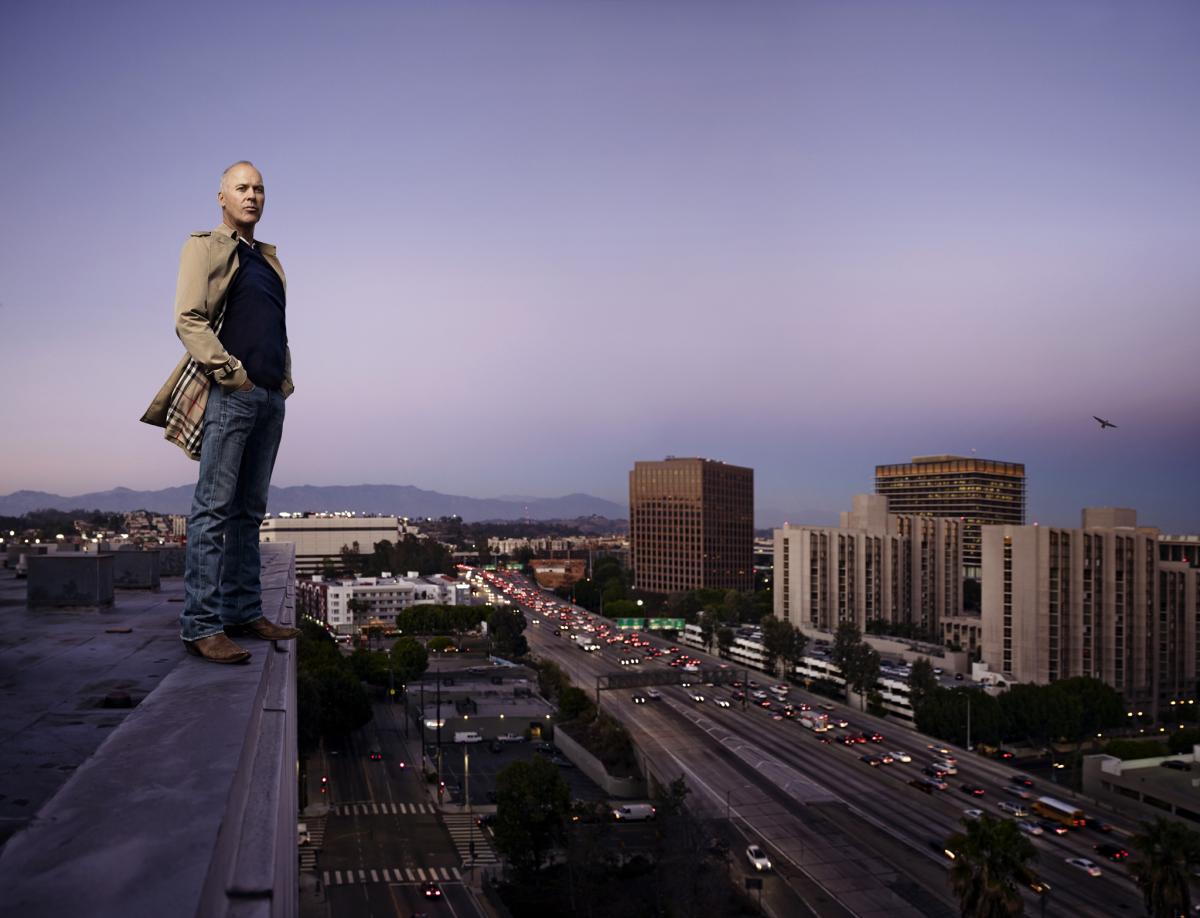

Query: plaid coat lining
162,310,224,461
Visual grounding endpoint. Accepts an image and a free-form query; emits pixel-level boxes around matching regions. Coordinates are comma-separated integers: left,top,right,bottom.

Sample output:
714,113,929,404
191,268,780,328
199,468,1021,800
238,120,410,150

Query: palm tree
1130,816,1200,918
947,813,1037,917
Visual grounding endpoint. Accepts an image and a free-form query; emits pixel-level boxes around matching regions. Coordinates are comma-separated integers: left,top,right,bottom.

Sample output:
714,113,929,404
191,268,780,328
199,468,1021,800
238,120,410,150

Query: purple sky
2,1,1197,530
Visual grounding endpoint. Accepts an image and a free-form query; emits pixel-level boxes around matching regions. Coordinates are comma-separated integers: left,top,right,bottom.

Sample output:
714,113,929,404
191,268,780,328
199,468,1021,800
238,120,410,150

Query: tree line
911,674,1125,748
2,508,126,541
296,621,430,750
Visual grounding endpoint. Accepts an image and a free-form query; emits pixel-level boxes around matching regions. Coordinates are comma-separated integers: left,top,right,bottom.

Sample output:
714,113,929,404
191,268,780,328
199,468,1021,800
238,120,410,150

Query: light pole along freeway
496,576,1145,918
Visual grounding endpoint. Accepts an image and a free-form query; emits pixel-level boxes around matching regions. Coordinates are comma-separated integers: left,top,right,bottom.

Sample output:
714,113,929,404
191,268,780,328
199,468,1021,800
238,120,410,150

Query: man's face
218,164,265,228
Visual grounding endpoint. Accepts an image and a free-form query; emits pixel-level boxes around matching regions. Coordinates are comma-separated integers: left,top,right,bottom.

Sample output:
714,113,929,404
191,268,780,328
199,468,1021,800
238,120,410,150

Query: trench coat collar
211,221,276,256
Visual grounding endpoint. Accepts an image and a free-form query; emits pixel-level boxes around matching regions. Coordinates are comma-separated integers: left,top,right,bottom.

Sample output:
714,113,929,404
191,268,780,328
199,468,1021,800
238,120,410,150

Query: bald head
220,160,260,192
217,161,265,239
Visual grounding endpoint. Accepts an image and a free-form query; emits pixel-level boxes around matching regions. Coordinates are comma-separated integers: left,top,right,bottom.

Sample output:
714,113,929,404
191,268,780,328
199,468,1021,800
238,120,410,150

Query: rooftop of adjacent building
876,454,1026,474
0,543,298,918
631,455,753,471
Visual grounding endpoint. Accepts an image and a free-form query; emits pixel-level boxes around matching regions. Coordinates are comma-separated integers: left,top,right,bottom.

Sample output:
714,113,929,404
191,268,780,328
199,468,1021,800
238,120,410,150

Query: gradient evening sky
1,1,1198,529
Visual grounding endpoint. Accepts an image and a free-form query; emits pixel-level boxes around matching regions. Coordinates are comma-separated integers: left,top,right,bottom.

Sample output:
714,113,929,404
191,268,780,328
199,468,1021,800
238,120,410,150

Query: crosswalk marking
333,801,434,817
298,813,327,872
322,867,462,887
441,813,501,865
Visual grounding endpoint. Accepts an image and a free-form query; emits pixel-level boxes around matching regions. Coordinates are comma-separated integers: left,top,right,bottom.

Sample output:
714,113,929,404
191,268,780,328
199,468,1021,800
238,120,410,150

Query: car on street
861,754,885,766
692,693,705,703
1017,820,1044,836
1094,843,1130,862
890,750,912,763
1011,773,1035,787
746,845,772,871
998,801,1028,817
959,784,986,797
1004,785,1033,799
1066,857,1103,877
716,699,731,708
1039,819,1068,836
421,880,443,898
928,840,957,860
962,809,983,821
632,694,647,704
368,749,383,761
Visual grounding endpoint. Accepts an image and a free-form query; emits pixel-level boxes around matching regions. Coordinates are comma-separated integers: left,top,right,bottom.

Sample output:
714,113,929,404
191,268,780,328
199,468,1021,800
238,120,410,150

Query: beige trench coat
140,223,293,456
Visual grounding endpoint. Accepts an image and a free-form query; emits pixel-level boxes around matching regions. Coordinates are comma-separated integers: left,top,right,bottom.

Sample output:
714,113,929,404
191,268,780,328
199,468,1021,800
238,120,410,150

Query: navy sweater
219,240,287,390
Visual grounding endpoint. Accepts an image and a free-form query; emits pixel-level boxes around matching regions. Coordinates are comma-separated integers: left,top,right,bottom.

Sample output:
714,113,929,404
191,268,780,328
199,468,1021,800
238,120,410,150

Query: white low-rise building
298,571,470,634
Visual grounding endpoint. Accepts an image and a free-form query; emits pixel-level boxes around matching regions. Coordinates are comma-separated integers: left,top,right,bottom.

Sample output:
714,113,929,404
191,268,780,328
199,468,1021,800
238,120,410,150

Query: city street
303,703,490,918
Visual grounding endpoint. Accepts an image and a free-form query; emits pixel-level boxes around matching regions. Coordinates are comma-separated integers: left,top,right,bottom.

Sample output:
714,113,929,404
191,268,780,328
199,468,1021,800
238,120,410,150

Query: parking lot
429,737,610,807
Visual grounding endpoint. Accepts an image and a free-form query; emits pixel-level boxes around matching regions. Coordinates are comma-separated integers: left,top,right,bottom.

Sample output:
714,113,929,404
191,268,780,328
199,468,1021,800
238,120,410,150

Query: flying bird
1093,416,1118,429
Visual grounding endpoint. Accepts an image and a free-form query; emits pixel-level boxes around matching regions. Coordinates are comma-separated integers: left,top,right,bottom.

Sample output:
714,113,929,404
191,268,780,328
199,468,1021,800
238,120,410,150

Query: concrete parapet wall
26,554,114,607
554,726,646,799
0,542,298,918
112,550,161,590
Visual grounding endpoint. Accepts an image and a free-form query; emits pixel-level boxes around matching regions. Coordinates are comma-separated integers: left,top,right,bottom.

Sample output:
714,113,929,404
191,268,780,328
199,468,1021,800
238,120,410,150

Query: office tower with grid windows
629,457,754,594
875,454,1025,578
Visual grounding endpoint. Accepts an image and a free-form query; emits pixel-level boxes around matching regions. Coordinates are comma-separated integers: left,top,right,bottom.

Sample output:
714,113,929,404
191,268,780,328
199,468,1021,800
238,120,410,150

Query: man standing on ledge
142,161,299,663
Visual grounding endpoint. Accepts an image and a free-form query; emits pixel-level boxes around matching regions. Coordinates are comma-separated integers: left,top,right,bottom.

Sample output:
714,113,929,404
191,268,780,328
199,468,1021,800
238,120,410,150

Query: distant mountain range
0,484,626,523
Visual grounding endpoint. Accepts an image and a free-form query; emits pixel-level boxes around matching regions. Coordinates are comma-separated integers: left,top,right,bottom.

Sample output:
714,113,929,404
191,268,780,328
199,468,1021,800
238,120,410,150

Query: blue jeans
181,382,285,641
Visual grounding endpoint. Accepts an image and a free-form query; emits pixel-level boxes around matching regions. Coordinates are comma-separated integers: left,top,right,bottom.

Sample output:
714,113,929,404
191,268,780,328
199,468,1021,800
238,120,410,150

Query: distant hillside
0,484,625,523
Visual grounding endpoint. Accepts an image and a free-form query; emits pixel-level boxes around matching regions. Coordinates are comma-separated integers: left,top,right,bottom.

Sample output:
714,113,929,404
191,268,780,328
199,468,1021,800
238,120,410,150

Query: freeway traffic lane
513,584,1144,917
687,692,1140,918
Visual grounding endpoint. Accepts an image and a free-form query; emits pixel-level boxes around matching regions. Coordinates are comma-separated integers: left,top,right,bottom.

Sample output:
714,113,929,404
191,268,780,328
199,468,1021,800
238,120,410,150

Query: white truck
613,803,656,822
454,731,483,744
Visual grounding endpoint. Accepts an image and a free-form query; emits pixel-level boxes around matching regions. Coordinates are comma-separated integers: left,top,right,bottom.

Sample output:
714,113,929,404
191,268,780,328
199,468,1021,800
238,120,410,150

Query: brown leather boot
225,617,301,641
185,632,252,664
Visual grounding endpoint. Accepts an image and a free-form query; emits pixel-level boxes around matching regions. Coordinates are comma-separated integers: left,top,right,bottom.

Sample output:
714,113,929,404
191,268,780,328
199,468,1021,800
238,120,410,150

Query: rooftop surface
0,543,298,918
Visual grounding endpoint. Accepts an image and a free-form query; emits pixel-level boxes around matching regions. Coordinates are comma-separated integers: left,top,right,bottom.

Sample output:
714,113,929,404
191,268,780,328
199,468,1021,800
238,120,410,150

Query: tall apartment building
774,494,962,638
260,514,403,576
876,454,1025,578
980,508,1199,716
629,457,753,594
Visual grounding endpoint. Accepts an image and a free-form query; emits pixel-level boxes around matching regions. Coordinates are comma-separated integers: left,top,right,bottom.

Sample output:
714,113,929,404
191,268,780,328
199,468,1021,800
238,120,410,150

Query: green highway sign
646,618,685,630
615,618,645,629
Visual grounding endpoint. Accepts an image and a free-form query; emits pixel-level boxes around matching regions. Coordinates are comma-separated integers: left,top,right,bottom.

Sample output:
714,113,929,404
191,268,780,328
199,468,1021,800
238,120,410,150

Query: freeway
479,570,1146,918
